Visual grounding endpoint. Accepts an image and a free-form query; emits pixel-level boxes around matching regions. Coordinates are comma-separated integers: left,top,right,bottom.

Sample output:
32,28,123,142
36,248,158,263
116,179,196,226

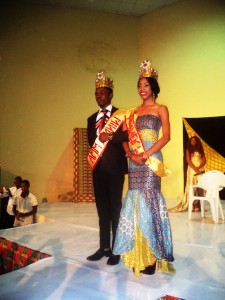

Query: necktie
96,109,108,133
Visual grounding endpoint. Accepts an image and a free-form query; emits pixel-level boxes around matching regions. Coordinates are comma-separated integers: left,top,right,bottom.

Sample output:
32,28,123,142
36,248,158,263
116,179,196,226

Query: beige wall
0,0,225,204
0,1,138,202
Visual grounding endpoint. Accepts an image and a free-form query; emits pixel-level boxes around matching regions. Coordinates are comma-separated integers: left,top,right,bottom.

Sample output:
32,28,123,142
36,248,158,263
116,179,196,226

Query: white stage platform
0,201,225,300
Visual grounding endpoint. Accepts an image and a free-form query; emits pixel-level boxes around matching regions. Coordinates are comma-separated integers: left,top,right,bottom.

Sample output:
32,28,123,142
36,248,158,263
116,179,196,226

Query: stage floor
0,201,225,300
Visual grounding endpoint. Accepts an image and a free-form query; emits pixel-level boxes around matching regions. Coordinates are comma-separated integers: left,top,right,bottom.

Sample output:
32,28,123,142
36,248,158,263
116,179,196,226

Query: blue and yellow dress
113,114,175,277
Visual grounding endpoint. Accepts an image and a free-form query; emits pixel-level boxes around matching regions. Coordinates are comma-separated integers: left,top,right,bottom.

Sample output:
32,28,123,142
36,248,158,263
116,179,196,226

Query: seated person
0,187,9,198
13,180,38,227
6,176,23,227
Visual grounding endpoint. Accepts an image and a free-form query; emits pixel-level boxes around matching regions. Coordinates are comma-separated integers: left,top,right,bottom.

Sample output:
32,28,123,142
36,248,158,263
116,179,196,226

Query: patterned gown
113,114,175,277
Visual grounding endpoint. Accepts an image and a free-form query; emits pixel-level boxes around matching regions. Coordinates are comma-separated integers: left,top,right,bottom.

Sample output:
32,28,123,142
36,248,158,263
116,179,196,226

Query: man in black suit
87,71,128,265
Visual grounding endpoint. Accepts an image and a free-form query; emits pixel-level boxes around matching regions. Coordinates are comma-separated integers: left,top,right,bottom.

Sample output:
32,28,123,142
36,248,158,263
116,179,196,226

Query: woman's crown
95,71,114,89
139,60,158,80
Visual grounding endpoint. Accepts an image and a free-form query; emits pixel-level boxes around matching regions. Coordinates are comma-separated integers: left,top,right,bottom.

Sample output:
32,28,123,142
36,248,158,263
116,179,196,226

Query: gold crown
139,60,158,80
95,71,114,89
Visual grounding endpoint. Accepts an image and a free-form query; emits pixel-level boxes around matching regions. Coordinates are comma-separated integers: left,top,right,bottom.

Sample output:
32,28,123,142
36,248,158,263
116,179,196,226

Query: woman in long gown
113,60,175,278
169,136,206,212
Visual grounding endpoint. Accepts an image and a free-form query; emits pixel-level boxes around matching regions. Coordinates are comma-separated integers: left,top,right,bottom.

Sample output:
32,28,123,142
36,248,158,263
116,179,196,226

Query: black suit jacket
87,106,128,175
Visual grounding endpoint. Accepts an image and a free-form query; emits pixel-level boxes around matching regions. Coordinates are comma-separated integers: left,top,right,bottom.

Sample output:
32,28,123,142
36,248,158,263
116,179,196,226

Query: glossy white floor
0,201,225,300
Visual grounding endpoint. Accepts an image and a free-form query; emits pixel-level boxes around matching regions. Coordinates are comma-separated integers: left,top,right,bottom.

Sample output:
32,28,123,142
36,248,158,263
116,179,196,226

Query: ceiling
22,0,182,17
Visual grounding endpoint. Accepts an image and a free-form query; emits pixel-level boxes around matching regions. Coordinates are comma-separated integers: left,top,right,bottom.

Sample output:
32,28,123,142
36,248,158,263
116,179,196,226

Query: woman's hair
138,77,160,99
187,136,205,155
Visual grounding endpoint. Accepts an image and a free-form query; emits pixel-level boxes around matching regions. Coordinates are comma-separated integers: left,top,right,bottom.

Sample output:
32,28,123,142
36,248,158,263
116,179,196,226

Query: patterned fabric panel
73,128,95,202
0,237,51,274
158,296,186,300
58,128,95,202
183,118,225,172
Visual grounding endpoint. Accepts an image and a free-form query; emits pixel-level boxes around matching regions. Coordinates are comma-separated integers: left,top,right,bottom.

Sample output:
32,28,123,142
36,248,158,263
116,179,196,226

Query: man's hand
99,132,110,143
15,212,22,221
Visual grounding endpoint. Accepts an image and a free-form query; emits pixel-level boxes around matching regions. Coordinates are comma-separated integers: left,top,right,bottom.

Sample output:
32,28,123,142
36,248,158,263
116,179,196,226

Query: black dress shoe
107,254,120,265
141,261,156,275
87,249,111,261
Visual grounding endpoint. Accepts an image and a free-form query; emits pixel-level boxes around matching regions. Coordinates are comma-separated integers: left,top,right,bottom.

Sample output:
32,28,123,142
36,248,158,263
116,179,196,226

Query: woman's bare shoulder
158,104,169,113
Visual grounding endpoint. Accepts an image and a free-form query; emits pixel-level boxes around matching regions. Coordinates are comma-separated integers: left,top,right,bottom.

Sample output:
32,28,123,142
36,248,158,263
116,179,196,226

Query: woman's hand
131,153,146,166
192,166,201,173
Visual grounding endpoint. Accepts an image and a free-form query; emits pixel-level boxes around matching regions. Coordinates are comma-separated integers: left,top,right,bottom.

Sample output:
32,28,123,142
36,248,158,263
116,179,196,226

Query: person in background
86,71,128,266
112,60,175,278
13,180,38,227
6,176,23,228
169,135,206,212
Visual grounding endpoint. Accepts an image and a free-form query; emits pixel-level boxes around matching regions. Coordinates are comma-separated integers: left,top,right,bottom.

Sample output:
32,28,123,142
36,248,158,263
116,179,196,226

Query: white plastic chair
188,170,225,223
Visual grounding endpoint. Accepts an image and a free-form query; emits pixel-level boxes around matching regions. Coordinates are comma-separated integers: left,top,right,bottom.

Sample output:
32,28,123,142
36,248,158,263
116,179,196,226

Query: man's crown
139,60,158,80
95,71,114,89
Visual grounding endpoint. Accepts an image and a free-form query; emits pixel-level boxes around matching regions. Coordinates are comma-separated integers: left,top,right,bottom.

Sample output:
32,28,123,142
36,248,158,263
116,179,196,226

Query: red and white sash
126,109,171,177
88,110,126,170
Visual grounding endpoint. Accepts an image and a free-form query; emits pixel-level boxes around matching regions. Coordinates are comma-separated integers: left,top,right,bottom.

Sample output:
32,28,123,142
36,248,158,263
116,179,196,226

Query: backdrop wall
0,0,224,204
